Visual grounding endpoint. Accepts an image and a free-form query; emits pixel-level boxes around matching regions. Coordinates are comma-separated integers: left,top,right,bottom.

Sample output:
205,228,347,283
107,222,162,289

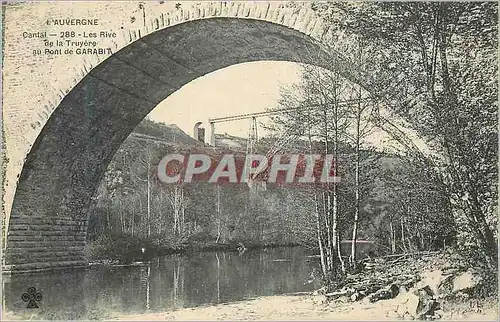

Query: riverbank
114,293,498,321
113,250,498,321
4,292,496,321
86,230,300,264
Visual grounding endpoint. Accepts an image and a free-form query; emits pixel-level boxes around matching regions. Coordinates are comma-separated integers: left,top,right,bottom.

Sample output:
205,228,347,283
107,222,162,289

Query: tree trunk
216,185,221,243
351,100,361,269
131,197,135,237
389,218,396,254
118,200,124,232
216,252,221,302
331,73,340,275
147,156,151,239
308,125,328,277
323,107,335,273
324,192,333,272
401,217,407,252
107,200,112,230
314,191,328,276
157,198,162,237
337,231,346,273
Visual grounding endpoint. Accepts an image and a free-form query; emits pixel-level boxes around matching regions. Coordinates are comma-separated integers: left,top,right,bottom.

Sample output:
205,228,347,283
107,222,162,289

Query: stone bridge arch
3,2,426,272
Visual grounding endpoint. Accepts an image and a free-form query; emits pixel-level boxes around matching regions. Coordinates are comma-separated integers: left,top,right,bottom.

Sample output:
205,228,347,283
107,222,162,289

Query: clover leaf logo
21,287,42,308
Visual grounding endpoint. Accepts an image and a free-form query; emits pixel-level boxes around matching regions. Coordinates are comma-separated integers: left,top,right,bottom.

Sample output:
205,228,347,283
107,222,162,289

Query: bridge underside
5,18,347,272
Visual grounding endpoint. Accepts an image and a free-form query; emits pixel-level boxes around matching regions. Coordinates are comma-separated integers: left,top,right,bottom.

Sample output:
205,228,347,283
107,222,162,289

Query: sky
146,60,432,156
146,61,302,139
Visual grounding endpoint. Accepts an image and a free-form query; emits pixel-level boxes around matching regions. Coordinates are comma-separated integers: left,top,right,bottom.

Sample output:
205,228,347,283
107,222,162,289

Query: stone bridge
2,1,425,272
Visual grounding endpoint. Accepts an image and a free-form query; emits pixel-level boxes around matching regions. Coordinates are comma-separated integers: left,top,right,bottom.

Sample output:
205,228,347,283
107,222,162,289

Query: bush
85,232,156,264
187,230,212,242
154,233,189,252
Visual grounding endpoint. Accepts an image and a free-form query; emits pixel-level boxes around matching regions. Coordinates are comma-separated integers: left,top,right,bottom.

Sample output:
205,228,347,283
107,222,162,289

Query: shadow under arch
4,17,380,271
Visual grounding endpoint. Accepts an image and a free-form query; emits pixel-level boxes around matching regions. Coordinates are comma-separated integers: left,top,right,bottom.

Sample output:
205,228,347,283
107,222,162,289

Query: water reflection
3,247,320,320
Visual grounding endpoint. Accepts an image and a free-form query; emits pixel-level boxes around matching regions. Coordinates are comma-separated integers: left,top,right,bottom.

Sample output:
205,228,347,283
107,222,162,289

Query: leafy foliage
309,1,497,270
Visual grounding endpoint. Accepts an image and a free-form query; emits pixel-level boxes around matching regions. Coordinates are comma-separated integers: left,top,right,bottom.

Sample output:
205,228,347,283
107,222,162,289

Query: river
3,247,322,320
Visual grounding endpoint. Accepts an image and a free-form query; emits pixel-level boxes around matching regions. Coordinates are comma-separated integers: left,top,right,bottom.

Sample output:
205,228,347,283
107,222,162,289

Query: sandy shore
114,294,498,321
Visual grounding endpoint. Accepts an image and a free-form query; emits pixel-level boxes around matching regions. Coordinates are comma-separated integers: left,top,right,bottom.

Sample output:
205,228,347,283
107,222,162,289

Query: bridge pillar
4,215,88,273
193,121,204,143
209,122,216,146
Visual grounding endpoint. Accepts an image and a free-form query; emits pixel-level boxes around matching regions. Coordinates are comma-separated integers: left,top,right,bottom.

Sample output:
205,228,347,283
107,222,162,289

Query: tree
268,63,355,277
134,149,154,239
165,184,188,236
312,1,497,270
342,38,378,269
